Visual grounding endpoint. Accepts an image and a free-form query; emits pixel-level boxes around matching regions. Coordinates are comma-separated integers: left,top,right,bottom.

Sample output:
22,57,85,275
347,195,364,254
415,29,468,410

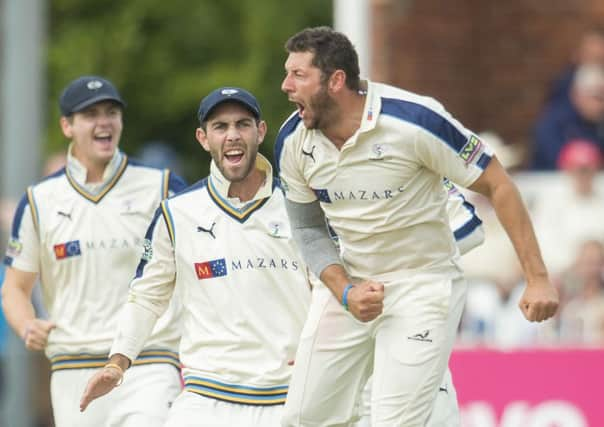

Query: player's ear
256,120,267,145
328,70,346,93
60,116,73,139
195,127,210,152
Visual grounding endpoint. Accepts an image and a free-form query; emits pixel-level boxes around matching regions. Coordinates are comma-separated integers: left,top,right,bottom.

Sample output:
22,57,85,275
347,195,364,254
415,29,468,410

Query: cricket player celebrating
1,76,186,427
79,87,312,427
276,27,559,427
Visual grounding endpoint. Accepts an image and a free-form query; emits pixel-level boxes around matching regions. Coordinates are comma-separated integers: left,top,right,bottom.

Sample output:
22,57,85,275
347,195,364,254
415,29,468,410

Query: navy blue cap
197,87,261,124
59,76,126,116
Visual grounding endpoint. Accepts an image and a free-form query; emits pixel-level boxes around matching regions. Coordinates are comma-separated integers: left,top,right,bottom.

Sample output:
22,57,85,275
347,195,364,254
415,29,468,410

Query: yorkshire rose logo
87,80,103,91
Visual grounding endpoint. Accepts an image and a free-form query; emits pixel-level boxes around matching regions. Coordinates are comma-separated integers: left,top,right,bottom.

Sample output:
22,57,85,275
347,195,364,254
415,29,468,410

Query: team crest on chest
369,143,389,160
122,199,133,212
268,221,285,237
53,240,81,260
194,258,227,280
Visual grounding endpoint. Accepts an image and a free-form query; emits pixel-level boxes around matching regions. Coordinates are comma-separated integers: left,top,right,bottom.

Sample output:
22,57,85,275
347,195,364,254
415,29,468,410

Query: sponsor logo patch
57,210,72,220
407,329,433,342
53,240,81,260
194,258,227,280
6,238,23,257
197,222,216,239
459,135,483,164
301,145,316,162
141,239,153,261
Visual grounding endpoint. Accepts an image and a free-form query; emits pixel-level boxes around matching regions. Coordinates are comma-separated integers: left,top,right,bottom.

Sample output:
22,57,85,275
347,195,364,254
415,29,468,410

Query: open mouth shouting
224,148,244,165
93,132,114,146
295,102,306,119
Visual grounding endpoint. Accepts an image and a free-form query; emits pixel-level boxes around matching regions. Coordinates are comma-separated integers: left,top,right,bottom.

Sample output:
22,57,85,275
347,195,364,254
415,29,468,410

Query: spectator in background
532,64,604,170
547,27,604,106
137,141,184,178
42,151,67,177
557,240,604,345
532,139,604,277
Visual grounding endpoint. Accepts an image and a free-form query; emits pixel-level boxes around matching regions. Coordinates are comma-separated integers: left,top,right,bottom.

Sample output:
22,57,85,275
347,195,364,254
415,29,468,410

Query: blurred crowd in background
1,18,604,427
458,27,604,348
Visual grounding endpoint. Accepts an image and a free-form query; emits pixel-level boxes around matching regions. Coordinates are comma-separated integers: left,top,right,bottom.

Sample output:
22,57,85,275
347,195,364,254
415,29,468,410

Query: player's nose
281,74,293,93
225,125,241,141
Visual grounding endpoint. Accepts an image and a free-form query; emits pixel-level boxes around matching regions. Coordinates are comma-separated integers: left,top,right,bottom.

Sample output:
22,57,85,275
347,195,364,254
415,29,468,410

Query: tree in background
47,0,331,182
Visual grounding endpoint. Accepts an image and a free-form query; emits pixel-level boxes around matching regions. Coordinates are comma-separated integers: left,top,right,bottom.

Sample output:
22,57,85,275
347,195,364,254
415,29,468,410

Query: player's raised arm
468,156,559,322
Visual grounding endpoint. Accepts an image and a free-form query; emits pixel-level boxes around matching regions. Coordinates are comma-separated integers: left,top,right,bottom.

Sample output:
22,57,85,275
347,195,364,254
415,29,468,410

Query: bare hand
79,366,123,412
346,281,385,322
518,279,559,322
22,319,56,351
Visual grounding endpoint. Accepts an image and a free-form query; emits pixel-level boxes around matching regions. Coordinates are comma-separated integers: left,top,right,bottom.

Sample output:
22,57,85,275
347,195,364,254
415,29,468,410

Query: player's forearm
1,276,37,339
107,353,131,371
489,182,548,284
109,300,159,362
320,264,354,302
284,198,342,277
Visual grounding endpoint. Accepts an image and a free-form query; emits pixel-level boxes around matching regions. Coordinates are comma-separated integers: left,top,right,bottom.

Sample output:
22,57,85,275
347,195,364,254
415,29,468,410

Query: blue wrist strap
342,283,354,311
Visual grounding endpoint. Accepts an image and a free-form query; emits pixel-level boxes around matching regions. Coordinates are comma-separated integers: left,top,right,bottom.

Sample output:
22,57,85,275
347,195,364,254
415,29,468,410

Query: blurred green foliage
47,0,331,182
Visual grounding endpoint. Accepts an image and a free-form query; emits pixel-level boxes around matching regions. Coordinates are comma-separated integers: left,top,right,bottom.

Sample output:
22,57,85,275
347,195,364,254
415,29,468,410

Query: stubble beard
307,85,338,131
217,146,258,184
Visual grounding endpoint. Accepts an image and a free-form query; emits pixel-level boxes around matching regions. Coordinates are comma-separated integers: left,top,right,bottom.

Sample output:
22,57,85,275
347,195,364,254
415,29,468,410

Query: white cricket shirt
111,154,311,405
4,149,185,371
275,81,493,278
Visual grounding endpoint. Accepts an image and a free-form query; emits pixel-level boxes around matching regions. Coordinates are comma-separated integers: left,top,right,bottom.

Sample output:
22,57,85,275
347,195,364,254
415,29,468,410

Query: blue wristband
342,283,354,311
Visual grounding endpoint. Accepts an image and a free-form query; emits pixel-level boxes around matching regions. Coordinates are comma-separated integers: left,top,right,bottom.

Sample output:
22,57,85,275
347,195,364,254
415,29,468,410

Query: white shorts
282,272,467,427
164,391,284,427
51,363,182,427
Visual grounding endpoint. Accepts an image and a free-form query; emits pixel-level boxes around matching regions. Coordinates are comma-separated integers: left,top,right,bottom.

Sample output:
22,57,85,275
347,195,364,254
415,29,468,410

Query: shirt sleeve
110,203,177,360
164,170,188,198
443,179,484,255
274,115,318,204
414,107,494,188
3,191,40,273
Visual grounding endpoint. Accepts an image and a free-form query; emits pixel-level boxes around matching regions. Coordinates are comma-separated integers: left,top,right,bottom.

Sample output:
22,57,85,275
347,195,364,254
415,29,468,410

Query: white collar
66,143,123,194
209,153,273,206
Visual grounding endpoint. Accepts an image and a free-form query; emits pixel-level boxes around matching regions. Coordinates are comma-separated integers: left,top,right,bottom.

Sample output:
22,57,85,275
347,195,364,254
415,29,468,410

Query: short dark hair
285,26,361,91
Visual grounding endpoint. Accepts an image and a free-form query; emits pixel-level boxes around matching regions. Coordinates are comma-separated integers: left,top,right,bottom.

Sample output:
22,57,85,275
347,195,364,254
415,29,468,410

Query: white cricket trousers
352,369,460,427
51,363,182,427
282,271,467,427
164,391,284,427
